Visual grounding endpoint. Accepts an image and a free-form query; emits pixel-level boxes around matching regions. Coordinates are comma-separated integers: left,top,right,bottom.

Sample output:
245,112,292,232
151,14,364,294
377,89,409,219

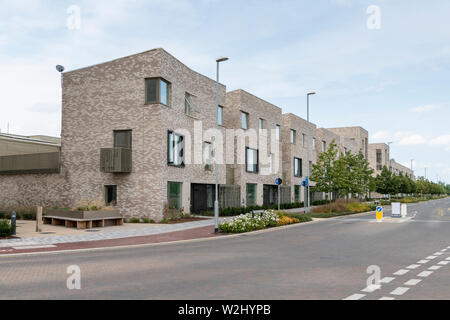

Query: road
0,198,449,300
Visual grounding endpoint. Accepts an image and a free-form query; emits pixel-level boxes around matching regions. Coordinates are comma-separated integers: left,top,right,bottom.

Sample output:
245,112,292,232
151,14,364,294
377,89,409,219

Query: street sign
302,178,309,187
275,178,283,186
391,202,401,218
376,206,383,222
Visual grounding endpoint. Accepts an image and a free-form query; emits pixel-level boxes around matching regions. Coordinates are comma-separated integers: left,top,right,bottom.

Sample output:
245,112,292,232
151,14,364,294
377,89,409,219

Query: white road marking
362,285,381,293
440,249,447,252
418,271,434,278
381,277,395,284
379,297,395,300
428,265,442,271
394,269,410,276
407,264,420,270
438,261,449,266
434,252,444,256
446,257,450,261
417,260,430,264
426,256,437,260
405,279,422,286
344,294,366,300
391,287,410,296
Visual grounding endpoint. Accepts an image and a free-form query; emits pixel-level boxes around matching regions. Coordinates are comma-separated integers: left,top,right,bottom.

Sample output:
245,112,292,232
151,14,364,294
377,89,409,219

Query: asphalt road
0,198,449,300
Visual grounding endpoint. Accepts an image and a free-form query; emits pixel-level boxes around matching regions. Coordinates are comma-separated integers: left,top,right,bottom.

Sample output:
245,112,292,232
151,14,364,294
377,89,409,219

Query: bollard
252,211,255,218
36,206,43,233
10,211,16,236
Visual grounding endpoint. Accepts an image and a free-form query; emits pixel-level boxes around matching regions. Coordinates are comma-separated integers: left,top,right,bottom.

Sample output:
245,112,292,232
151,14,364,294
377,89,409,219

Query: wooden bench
43,216,124,230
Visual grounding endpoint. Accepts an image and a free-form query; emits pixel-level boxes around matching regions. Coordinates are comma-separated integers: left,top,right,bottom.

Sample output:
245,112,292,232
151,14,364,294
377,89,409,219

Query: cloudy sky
1,0,449,182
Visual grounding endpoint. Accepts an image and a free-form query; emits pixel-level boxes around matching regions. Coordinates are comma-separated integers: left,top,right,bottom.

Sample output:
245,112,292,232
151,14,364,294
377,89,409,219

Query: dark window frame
105,185,117,206
294,157,302,177
145,77,171,106
167,130,185,168
245,147,259,173
246,183,257,206
241,111,249,130
217,105,224,126
113,130,132,149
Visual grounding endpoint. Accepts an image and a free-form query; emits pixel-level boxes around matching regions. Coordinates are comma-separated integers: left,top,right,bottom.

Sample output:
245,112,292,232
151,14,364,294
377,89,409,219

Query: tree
375,166,397,197
310,140,340,213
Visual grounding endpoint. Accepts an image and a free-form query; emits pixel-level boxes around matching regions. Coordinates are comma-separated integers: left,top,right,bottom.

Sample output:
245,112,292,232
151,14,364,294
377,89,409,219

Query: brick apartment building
0,48,415,220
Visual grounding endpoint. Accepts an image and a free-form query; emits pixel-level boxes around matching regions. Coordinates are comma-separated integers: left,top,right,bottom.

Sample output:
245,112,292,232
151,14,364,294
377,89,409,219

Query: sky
0,0,449,183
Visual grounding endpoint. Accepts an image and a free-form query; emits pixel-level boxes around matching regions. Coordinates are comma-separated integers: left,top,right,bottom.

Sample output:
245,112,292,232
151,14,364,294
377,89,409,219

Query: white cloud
429,135,450,146
412,104,441,113
393,132,427,145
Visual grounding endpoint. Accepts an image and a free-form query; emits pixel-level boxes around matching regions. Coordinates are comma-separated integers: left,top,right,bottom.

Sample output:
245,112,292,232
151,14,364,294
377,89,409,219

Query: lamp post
214,57,228,233
305,92,316,213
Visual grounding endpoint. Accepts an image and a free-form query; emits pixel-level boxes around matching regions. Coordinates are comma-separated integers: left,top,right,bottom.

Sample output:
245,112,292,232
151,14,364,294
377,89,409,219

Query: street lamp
214,56,228,233
305,92,316,214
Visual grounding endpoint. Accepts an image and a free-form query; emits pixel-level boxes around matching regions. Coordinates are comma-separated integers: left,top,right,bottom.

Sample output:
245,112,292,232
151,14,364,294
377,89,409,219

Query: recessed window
168,131,185,167
275,125,280,141
145,78,170,105
204,142,212,171
295,185,301,203
217,106,224,126
246,184,257,206
302,134,306,147
105,185,117,206
259,118,265,131
294,157,302,177
246,147,259,173
313,138,316,150
290,129,296,144
185,93,192,116
167,182,182,210
114,130,132,149
241,111,249,130
322,141,326,152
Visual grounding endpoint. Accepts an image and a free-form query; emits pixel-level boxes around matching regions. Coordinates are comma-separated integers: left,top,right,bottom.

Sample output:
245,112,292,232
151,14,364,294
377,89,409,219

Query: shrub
128,218,140,223
219,210,279,233
278,216,300,226
285,213,313,223
0,220,12,237
311,200,349,214
347,202,371,213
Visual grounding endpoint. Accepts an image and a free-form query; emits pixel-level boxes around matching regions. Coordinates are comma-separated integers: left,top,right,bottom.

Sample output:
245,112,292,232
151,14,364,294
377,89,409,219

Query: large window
168,131,185,167
246,184,257,206
145,78,170,105
114,130,132,149
246,147,259,173
217,106,224,126
294,157,302,177
167,182,182,210
290,129,296,144
241,111,249,130
105,185,117,206
295,185,301,203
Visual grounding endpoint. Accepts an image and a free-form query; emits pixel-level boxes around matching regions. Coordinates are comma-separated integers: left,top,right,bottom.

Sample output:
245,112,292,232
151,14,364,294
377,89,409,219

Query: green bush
0,220,12,237
219,210,279,233
128,218,140,223
285,213,313,223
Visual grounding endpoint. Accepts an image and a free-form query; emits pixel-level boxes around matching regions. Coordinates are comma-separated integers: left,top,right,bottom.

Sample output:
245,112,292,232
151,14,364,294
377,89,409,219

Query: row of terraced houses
0,49,414,221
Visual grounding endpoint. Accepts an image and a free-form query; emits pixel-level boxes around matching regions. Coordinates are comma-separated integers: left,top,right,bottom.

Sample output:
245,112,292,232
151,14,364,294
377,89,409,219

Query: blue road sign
275,178,283,185
376,206,383,213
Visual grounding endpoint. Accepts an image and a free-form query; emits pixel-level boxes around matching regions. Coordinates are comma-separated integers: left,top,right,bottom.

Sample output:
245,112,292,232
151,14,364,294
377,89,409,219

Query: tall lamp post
305,92,316,213
214,57,228,233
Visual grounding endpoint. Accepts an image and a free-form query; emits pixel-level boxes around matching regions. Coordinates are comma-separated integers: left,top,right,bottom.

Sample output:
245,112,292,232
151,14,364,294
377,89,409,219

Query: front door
263,185,278,206
191,184,215,214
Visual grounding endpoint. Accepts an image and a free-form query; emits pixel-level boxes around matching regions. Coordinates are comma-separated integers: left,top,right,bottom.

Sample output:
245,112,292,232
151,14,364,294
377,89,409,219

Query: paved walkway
0,218,217,248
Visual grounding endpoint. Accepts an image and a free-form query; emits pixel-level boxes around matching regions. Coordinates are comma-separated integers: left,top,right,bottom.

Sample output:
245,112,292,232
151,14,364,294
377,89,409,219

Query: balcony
0,152,60,175
100,148,132,173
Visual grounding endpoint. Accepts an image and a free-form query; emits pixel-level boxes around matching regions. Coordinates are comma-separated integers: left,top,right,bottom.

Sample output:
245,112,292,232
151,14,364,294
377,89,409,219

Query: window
168,131,185,167
114,130,132,149
167,182,182,210
290,129,296,144
295,185,301,203
241,112,249,130
217,106,224,126
302,134,306,147
246,147,259,173
259,118,265,131
145,78,170,105
313,138,316,150
246,184,257,206
105,185,117,206
309,161,312,175
204,142,212,171
294,157,302,177
322,141,326,152
275,125,280,141
185,93,192,116
376,149,382,163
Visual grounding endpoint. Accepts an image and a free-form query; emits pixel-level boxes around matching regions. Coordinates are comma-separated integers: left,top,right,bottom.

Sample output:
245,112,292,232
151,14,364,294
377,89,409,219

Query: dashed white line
344,294,366,300
438,261,449,266
417,260,430,264
405,279,422,286
407,264,420,270
418,271,434,278
434,252,444,256
380,277,395,284
428,265,442,271
379,297,396,300
391,287,410,296
362,285,381,293
426,256,438,260
394,269,410,276
446,257,450,261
